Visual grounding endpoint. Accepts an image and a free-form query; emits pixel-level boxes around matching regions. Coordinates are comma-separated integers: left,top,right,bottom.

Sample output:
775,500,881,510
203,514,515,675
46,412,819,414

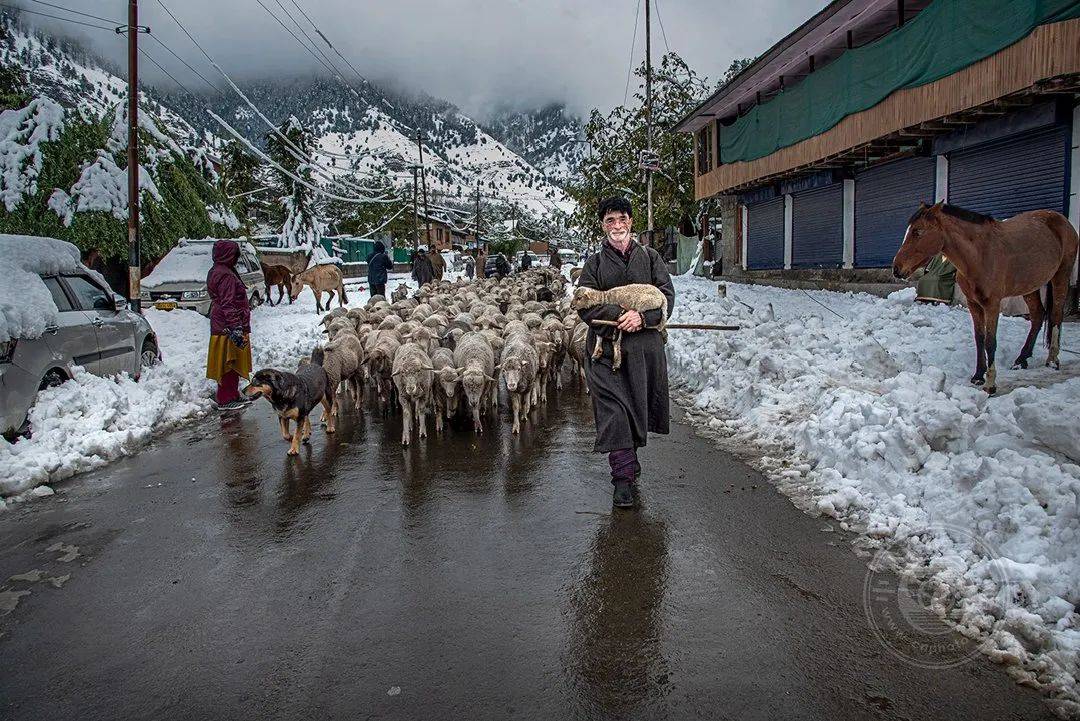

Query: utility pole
475,179,482,252
416,130,432,249
644,0,654,234
126,0,142,312
410,166,419,251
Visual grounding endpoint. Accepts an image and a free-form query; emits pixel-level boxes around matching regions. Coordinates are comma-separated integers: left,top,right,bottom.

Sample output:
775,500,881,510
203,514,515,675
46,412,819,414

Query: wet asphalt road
0,381,1053,721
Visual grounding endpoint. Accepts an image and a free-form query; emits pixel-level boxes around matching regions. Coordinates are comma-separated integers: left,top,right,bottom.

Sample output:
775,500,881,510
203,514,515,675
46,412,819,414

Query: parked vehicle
140,238,264,315
2,272,159,439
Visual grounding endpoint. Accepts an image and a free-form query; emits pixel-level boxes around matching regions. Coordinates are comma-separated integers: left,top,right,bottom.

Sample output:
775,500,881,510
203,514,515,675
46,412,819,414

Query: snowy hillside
481,103,585,185
161,76,577,218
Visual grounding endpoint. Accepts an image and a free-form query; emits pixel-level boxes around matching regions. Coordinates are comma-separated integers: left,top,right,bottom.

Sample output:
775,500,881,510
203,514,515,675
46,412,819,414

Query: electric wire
623,0,642,106
26,0,121,25
0,3,112,31
653,0,672,55
146,33,223,97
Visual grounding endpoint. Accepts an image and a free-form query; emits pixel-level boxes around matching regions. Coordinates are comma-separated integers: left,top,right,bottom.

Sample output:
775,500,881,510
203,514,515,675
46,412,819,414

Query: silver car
1,272,159,438
140,239,265,315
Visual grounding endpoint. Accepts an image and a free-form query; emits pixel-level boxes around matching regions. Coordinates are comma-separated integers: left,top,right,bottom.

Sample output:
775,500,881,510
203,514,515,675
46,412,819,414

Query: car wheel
39,369,66,392
140,340,161,373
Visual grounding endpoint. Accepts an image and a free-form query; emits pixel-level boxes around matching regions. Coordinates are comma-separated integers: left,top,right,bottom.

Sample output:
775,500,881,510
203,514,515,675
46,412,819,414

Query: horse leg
982,299,1001,395
1011,291,1044,369
968,303,987,386
1047,273,1069,370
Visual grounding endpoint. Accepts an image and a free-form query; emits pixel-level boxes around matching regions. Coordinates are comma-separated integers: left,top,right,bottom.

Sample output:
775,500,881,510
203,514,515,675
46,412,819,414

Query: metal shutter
948,125,1069,218
854,156,936,268
792,184,843,268
746,197,785,269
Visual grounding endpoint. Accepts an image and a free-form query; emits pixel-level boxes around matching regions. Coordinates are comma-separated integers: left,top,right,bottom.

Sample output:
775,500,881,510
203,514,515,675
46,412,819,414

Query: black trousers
370,283,386,297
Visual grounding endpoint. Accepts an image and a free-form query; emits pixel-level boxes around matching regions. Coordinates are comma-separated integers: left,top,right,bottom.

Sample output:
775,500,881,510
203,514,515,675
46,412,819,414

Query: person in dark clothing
411,248,435,287
549,249,562,269
575,197,674,509
494,253,511,278
519,252,533,272
205,240,253,410
464,254,476,279
366,240,394,297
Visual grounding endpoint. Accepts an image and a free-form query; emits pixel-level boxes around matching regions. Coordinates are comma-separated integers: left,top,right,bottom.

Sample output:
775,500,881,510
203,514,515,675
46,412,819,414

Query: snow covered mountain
161,77,580,217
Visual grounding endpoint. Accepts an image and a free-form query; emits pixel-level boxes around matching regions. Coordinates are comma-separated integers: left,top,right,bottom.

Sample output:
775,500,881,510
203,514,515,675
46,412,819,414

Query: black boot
612,480,635,508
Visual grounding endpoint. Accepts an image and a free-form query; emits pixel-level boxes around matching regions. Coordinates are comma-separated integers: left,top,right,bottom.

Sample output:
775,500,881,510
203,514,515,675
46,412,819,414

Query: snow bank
0,234,82,343
668,277,1080,714
0,281,379,500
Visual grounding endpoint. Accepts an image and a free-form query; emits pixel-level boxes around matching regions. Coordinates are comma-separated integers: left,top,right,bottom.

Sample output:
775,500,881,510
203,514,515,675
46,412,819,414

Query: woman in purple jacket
205,240,252,409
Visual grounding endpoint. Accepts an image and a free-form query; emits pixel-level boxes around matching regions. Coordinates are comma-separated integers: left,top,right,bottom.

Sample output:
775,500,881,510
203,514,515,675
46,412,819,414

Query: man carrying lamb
576,196,675,509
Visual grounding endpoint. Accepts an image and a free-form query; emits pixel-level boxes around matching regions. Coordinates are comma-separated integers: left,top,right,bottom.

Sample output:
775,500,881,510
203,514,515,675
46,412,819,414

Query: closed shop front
745,196,785,269
854,156,936,268
792,184,843,268
948,124,1069,218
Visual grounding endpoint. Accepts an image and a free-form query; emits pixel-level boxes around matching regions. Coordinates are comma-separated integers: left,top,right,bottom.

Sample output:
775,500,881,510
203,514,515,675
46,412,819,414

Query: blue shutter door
792,184,843,268
854,156,936,268
746,197,785,269
948,125,1069,218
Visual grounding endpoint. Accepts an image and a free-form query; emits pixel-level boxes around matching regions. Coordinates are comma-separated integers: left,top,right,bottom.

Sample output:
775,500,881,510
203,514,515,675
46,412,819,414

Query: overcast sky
26,0,824,118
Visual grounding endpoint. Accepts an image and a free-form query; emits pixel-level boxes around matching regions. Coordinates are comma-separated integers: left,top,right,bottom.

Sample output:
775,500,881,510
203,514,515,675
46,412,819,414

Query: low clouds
26,0,824,117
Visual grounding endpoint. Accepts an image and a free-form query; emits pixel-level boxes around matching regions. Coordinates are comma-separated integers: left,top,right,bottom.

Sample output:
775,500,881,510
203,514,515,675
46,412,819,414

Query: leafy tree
718,57,755,89
567,52,718,245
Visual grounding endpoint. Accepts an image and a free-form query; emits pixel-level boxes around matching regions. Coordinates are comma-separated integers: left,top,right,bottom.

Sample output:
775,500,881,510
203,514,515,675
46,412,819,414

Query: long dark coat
206,240,250,336
366,246,394,287
576,240,674,452
411,253,435,286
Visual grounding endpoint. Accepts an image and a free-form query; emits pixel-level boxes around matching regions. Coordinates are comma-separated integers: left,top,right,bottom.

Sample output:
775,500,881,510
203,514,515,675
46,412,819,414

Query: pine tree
266,115,321,249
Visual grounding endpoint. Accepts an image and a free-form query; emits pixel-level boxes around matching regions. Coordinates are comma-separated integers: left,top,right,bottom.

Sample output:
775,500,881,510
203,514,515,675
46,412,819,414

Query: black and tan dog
243,347,335,455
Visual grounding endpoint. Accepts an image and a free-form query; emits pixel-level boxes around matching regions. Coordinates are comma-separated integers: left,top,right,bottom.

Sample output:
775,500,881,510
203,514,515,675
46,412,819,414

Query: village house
675,0,1080,297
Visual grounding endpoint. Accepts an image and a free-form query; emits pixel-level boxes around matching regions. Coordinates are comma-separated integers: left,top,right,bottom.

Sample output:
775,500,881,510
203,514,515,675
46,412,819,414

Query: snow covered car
140,238,265,315
0,235,159,439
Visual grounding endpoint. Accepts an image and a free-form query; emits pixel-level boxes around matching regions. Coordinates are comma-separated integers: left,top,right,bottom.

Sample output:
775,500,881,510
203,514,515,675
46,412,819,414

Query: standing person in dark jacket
366,240,394,298
519,252,533,272
205,240,253,410
411,248,435,287
576,197,674,508
549,248,562,269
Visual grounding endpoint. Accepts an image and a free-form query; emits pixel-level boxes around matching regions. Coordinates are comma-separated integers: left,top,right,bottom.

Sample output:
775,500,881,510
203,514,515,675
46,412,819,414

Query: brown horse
260,263,294,306
291,264,348,313
893,202,1078,394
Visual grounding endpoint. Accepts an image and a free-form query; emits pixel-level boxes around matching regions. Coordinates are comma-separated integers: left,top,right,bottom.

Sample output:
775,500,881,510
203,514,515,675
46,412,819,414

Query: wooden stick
590,319,740,331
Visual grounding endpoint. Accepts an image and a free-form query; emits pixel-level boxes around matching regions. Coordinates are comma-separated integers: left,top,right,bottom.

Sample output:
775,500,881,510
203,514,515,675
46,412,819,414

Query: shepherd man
576,196,674,508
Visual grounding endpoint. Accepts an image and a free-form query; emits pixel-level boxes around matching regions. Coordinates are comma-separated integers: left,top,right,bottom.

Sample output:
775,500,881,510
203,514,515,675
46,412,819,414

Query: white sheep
391,343,434,446
569,283,669,371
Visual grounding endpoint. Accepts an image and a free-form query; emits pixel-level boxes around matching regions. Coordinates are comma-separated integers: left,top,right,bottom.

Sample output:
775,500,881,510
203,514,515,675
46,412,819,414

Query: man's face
601,211,632,244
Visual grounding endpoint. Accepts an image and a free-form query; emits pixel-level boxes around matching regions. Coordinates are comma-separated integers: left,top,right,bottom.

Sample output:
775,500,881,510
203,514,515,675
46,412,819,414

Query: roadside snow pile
0,234,82,342
0,288,342,500
668,276,1080,714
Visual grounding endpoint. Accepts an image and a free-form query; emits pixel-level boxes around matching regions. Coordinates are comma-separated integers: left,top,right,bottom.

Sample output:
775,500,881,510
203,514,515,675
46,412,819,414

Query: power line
653,0,672,55
623,0,642,106
26,0,121,25
288,0,370,91
146,33,223,97
0,3,113,31
271,0,341,84
137,45,197,96
252,0,344,83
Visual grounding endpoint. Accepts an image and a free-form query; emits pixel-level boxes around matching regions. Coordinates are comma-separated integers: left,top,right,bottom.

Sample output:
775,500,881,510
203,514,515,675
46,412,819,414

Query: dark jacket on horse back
576,240,674,452
207,240,250,335
366,243,394,287
411,252,435,286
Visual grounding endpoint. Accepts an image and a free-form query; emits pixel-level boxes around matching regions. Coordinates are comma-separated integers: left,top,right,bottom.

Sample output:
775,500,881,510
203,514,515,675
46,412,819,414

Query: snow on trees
267,115,322,250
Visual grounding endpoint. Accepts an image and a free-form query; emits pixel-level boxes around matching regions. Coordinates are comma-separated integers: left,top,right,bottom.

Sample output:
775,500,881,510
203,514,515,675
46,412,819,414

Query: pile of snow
668,277,1080,714
0,96,64,212
0,282,370,501
0,234,84,342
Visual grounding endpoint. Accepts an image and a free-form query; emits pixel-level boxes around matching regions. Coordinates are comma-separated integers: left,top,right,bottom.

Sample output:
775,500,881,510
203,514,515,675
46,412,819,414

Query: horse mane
909,203,995,225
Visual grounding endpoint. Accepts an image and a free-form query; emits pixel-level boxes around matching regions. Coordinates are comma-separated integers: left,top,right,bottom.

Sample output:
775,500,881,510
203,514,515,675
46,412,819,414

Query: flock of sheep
314,267,590,445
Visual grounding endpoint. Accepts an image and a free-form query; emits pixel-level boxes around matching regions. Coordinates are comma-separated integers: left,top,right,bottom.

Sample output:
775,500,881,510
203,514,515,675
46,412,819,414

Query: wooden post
127,0,141,313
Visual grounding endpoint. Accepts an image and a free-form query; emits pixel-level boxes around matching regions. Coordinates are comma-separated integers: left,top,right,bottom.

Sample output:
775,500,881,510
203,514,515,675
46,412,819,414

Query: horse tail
1044,282,1054,349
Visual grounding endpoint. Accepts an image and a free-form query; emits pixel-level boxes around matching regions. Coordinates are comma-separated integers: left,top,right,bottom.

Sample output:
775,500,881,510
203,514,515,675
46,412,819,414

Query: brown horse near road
291,264,348,313
893,202,1078,394
260,263,294,306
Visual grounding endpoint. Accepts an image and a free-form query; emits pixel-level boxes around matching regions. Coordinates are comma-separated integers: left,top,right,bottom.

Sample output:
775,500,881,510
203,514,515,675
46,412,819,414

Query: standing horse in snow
893,202,1078,394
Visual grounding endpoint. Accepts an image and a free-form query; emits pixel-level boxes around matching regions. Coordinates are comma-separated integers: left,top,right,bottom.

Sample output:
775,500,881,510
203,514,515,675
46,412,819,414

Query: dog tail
311,346,326,366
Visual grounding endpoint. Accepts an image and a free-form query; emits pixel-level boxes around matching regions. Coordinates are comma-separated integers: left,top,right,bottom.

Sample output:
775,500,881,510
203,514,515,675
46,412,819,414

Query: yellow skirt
206,334,252,381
